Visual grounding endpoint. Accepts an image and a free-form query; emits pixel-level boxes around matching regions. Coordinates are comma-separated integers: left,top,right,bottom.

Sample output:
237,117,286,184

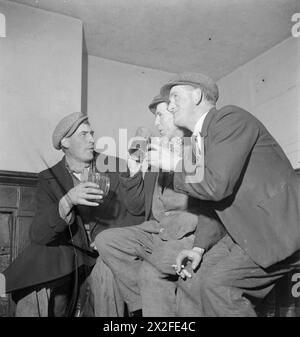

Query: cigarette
171,264,185,269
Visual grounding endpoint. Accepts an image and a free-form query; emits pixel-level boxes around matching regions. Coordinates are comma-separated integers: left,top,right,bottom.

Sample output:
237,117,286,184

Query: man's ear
192,88,203,105
61,137,70,149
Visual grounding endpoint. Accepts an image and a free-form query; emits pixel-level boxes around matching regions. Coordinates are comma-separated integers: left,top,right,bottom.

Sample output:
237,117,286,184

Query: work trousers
176,234,300,316
95,225,194,316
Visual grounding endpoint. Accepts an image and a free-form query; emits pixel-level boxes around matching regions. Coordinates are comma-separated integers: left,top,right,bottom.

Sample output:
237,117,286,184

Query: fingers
81,182,101,189
83,194,103,201
191,255,201,270
171,264,192,280
85,187,103,195
78,199,100,207
176,250,189,269
180,269,192,279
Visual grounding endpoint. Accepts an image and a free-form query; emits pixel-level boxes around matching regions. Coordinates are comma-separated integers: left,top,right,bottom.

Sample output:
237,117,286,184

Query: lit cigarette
171,264,185,269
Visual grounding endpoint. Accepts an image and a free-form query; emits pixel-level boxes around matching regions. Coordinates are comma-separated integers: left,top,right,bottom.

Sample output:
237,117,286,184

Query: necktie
191,134,200,164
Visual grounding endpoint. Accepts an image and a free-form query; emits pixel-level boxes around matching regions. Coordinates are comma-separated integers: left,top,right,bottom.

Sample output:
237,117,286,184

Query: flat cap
160,72,219,103
148,93,169,114
52,112,88,150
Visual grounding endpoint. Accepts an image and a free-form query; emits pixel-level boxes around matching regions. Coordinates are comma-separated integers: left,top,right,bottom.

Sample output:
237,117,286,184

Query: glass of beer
87,165,110,202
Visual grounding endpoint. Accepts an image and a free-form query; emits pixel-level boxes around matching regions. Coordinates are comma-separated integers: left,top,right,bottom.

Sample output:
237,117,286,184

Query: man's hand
146,143,181,172
67,182,103,207
175,247,205,279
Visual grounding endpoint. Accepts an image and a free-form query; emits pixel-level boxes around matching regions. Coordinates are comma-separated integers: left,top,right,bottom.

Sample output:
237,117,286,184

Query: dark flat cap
148,93,169,114
52,112,88,150
160,72,219,103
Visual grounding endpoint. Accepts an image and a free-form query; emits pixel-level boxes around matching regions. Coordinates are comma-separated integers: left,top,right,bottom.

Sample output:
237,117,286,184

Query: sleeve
58,194,75,224
119,170,145,215
29,175,73,245
174,109,259,201
193,211,226,251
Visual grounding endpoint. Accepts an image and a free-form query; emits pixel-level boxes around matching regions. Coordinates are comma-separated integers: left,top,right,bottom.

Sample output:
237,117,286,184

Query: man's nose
88,133,94,143
168,101,175,113
154,116,160,127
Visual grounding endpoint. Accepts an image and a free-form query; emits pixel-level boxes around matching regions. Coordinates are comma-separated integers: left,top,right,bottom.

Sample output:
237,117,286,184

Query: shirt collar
65,159,91,181
193,111,209,136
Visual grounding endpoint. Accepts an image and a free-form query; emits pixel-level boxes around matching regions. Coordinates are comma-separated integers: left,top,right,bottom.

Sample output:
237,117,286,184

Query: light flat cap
148,93,169,114
52,112,88,150
160,72,219,103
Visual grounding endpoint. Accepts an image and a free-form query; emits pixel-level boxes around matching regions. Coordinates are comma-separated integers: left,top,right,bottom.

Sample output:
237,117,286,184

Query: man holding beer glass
3,112,144,316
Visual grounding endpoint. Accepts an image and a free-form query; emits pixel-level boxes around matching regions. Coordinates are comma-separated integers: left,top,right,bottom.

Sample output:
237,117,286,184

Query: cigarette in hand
171,264,185,274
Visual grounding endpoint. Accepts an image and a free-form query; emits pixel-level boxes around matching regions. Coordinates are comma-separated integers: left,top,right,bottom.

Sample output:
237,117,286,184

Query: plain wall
0,0,83,172
87,55,174,158
217,37,300,169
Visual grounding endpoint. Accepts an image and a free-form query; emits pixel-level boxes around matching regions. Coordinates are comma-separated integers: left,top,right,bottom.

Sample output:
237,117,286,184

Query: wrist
65,192,74,207
192,247,205,255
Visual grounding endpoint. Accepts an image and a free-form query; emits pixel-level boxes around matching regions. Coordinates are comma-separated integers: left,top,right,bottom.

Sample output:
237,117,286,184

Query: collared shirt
193,111,209,140
192,111,209,154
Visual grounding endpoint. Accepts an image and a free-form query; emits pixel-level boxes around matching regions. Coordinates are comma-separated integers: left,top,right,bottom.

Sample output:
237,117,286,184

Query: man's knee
94,228,121,255
138,261,161,287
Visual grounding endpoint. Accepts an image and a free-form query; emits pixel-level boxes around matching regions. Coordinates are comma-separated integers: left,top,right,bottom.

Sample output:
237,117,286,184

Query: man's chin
174,115,183,127
84,152,94,162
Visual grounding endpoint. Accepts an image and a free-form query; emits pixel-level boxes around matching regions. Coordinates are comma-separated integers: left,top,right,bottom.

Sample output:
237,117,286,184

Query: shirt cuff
193,247,205,254
59,194,75,225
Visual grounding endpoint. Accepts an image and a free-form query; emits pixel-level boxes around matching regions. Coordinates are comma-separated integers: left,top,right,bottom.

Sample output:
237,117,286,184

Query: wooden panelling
15,216,33,257
19,186,37,213
0,185,18,208
0,170,37,317
0,171,38,187
0,212,12,317
0,213,12,248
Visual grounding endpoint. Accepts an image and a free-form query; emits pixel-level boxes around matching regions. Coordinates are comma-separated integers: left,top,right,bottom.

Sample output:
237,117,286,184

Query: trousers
176,234,300,316
14,256,119,317
95,225,194,316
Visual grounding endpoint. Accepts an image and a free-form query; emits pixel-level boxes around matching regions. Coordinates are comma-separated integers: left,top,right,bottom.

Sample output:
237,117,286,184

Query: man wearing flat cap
95,93,225,316
3,112,144,316
148,72,300,316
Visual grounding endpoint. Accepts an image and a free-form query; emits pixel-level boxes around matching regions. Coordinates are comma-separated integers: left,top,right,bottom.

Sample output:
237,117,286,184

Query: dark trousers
48,276,73,317
14,268,90,317
176,235,300,317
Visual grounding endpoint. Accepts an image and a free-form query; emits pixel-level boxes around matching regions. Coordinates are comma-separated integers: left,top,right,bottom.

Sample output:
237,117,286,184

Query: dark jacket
120,169,225,250
174,105,300,268
3,154,144,292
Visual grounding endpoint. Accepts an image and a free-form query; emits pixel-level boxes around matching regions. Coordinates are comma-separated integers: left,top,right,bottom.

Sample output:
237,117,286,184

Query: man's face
64,122,94,163
154,102,178,140
168,85,194,127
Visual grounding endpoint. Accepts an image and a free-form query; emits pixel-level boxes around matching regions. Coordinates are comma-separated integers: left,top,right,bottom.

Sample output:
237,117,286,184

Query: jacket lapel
200,107,218,139
47,156,74,197
144,171,158,219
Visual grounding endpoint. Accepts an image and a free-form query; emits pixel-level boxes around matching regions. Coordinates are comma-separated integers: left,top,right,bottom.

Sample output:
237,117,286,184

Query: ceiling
9,0,300,80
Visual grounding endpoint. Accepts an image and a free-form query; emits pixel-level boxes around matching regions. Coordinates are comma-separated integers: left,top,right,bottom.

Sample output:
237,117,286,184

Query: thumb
176,250,187,269
191,253,201,270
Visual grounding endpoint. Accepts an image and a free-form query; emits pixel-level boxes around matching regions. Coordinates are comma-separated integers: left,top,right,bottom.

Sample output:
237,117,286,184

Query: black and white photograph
0,0,300,323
